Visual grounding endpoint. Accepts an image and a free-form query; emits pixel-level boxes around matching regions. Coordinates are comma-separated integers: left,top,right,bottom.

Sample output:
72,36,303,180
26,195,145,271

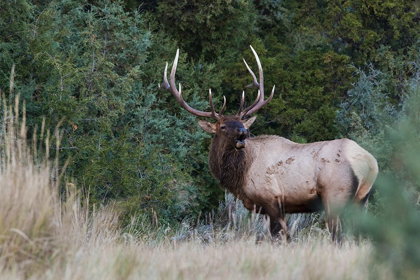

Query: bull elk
160,46,378,241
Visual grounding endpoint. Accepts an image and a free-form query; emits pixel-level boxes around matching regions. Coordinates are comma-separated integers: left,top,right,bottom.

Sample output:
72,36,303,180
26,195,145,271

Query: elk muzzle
235,128,248,149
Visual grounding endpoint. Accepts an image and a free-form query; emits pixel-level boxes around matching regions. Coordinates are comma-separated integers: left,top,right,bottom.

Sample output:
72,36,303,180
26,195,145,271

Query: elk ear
198,120,217,134
243,116,257,129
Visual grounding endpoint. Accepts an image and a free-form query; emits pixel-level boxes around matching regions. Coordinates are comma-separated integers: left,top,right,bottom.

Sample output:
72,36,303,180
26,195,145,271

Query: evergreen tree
0,0,220,224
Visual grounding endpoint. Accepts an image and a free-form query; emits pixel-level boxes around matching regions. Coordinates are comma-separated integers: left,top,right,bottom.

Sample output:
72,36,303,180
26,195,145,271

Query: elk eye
220,126,226,130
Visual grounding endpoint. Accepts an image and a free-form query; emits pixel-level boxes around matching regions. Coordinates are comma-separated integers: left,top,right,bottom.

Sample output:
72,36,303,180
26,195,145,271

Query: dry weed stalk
0,76,119,276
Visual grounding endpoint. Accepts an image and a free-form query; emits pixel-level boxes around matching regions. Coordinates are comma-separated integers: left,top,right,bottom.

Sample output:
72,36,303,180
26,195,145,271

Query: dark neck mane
208,138,251,198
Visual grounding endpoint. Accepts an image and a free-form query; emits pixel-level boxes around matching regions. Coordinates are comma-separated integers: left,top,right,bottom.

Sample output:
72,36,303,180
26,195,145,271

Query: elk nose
237,127,248,135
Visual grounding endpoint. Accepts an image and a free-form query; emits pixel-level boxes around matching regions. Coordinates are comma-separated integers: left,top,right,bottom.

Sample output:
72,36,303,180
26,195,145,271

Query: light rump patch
344,140,379,201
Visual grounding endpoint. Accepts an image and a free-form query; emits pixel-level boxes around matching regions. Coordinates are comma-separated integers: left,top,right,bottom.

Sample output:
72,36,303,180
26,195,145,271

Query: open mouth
235,140,246,149
235,135,247,149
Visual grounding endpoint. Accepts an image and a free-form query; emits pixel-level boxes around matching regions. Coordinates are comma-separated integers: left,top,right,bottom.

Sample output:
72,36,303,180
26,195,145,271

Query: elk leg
269,216,282,236
320,187,347,243
323,197,343,242
352,190,371,244
269,217,290,242
262,199,290,242
326,214,343,243
278,218,290,242
358,190,371,211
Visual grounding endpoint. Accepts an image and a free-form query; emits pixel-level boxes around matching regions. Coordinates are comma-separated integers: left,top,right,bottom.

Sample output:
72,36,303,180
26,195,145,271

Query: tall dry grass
0,95,56,269
0,92,120,278
0,93,390,279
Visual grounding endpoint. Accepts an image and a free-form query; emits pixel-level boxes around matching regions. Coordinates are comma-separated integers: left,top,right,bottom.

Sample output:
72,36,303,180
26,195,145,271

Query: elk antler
160,49,226,120
237,46,275,118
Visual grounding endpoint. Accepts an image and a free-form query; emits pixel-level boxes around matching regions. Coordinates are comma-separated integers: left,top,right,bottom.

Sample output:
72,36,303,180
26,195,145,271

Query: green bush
345,74,420,279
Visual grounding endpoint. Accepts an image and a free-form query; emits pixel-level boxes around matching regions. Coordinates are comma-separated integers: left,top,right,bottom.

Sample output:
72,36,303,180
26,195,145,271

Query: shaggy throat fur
209,143,250,200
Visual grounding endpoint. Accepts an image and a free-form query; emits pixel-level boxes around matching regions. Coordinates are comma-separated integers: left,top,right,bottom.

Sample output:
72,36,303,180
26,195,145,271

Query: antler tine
250,45,264,102
160,62,170,90
209,90,227,118
240,56,262,116
169,49,180,93
236,91,245,116
163,49,219,119
209,89,218,119
240,45,275,117
243,58,259,88
241,90,261,117
245,85,275,116
219,96,227,116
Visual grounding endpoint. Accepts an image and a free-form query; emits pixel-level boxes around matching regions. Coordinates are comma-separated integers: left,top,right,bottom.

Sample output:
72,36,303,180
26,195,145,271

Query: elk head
160,46,275,149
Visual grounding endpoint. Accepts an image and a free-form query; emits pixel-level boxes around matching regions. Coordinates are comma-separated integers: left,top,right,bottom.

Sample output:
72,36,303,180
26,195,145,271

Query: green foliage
337,65,395,137
20,0,152,200
0,0,219,225
233,42,353,142
155,0,256,60
253,0,292,39
349,85,420,278
298,0,420,64
360,177,420,279
0,0,35,84
269,49,351,141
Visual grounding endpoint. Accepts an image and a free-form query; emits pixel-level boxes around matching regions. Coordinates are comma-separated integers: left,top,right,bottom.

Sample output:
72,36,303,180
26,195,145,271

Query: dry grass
3,238,388,280
0,96,392,280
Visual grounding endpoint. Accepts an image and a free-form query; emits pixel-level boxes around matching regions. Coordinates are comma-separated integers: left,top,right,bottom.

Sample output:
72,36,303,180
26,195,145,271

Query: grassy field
2,238,386,280
0,100,393,280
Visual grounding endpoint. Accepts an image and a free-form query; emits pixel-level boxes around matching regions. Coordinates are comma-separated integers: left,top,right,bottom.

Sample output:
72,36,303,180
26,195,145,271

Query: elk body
161,46,378,241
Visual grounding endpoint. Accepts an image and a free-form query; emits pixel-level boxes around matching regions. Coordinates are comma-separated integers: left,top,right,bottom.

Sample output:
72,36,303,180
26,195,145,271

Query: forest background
1,0,420,277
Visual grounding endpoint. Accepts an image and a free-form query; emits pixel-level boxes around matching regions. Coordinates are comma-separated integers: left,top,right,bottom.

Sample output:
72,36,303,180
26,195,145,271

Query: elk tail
354,152,379,206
